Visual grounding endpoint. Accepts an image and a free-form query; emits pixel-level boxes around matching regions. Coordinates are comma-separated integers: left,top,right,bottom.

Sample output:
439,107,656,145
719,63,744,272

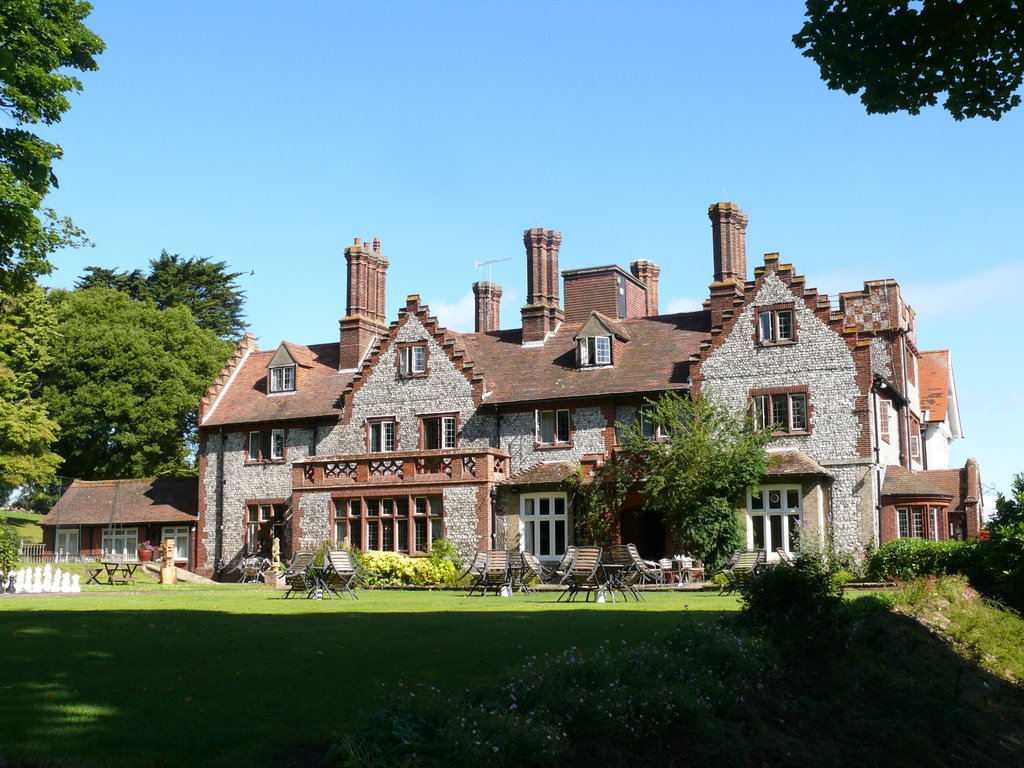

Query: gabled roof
461,310,710,405
765,450,833,477
201,342,348,427
267,342,300,369
573,310,631,342
919,350,950,422
38,478,198,527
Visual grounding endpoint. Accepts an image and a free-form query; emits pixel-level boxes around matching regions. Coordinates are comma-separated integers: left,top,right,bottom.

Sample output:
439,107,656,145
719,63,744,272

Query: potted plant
137,541,156,562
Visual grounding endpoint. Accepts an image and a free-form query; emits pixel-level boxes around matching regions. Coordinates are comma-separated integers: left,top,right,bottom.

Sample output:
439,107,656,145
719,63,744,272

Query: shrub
984,521,1024,612
0,516,18,573
868,538,985,582
360,550,458,588
739,553,846,657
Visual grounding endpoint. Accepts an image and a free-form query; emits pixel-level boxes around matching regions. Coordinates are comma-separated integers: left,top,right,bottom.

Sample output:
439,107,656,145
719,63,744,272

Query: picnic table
86,560,140,586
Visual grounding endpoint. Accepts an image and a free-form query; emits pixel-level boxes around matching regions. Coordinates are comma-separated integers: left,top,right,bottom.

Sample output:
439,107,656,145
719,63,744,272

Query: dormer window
269,365,295,393
578,336,612,367
267,343,300,394
397,343,428,377
573,311,628,369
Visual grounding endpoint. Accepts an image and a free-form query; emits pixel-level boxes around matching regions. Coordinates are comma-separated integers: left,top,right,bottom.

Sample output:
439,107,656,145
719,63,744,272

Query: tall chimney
708,202,748,285
630,259,661,316
521,228,564,343
473,281,502,333
340,237,389,369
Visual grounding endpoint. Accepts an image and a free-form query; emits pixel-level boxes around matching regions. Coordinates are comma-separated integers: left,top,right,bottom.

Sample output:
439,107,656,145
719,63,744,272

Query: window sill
770,430,811,437
397,372,428,380
244,459,287,466
757,339,797,348
534,442,574,451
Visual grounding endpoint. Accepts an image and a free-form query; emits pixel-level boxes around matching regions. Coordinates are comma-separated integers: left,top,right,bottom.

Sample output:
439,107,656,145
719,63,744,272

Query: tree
0,1,102,494
616,391,772,570
992,472,1024,528
0,0,104,290
793,0,1024,121
77,251,246,339
42,288,231,479
0,284,61,487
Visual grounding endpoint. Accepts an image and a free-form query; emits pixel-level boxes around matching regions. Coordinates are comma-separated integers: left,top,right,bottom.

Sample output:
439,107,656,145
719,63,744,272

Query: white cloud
431,292,475,333
664,296,704,314
903,259,1024,321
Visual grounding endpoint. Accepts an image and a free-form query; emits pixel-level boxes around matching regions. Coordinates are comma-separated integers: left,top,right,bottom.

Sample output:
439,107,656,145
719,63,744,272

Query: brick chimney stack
708,202,748,286
521,228,564,344
630,259,661,316
473,280,502,333
340,237,389,369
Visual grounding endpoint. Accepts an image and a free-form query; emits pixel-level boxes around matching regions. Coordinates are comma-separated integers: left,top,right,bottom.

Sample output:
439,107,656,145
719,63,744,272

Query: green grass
4,510,43,544
0,589,726,768
1,583,1023,768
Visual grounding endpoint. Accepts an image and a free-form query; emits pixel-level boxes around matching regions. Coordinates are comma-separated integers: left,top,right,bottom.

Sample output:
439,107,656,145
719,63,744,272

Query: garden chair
626,543,666,586
322,550,360,599
515,550,546,593
281,552,315,598
776,547,797,568
719,549,765,595
547,546,577,584
557,546,606,602
474,549,512,596
603,545,641,601
462,551,488,595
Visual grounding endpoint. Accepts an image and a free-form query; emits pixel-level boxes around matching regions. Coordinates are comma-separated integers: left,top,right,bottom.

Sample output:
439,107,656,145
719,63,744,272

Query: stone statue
272,537,281,568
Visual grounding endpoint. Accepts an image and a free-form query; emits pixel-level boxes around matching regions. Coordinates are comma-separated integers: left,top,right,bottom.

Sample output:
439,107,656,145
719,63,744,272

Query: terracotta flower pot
138,549,152,562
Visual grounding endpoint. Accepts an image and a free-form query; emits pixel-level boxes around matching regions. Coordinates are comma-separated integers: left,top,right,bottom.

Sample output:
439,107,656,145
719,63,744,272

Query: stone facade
193,202,974,578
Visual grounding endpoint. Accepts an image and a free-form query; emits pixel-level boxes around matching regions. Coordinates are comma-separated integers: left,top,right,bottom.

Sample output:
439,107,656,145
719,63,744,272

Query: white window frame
369,420,396,452
422,415,457,450
757,308,795,343
162,525,190,560
269,365,295,393
55,528,80,557
399,345,427,376
535,408,570,446
248,429,286,461
746,485,801,558
577,335,612,367
752,392,808,433
101,527,139,559
520,492,568,561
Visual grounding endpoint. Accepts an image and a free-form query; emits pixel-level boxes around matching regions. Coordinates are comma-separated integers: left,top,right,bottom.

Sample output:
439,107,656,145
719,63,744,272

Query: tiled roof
919,350,949,423
765,450,833,477
508,461,580,485
38,477,198,526
881,465,954,499
202,342,347,427
461,311,710,405
915,465,981,513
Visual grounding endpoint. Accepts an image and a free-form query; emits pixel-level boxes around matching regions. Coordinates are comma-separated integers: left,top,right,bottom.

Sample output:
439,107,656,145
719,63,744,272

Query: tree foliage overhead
0,284,60,486
992,472,1024,528
42,288,231,480
616,391,772,570
794,0,1024,120
0,0,104,290
77,250,247,339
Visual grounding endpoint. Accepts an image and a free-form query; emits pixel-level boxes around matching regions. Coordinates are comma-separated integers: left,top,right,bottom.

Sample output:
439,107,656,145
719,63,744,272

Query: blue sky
41,2,1023,503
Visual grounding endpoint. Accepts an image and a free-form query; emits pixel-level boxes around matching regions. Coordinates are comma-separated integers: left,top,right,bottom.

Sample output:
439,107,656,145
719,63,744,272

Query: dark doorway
619,506,667,560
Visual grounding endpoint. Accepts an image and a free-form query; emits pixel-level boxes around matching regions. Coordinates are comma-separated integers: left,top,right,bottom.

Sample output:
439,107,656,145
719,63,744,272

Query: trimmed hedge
867,538,985,582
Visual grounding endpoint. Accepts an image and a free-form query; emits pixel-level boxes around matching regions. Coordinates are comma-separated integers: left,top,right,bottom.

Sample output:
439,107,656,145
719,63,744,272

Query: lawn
0,587,725,768
4,509,43,544
2,582,1023,768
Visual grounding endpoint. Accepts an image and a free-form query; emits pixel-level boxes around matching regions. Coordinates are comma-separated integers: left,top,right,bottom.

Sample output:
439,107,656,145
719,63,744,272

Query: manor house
190,203,981,577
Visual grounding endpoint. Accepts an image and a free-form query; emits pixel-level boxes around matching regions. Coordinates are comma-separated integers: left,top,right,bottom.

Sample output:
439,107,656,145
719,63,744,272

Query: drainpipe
900,333,912,470
871,386,884,546
490,487,498,549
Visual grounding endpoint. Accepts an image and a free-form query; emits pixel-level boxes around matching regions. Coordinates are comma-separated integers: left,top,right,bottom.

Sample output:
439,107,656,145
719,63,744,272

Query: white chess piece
71,574,81,592
50,568,62,593
14,569,24,593
32,567,42,593
60,572,71,592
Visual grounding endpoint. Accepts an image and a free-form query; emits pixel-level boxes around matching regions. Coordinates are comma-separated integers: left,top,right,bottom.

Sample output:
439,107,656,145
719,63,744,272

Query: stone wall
700,271,870,552
499,406,607,474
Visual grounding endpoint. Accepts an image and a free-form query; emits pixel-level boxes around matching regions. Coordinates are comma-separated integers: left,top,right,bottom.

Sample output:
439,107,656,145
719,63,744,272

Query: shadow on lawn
1,596,1023,768
0,598,708,768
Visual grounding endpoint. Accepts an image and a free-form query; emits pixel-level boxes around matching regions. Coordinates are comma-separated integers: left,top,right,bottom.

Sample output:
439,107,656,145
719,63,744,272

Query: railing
18,541,75,564
295,447,510,488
